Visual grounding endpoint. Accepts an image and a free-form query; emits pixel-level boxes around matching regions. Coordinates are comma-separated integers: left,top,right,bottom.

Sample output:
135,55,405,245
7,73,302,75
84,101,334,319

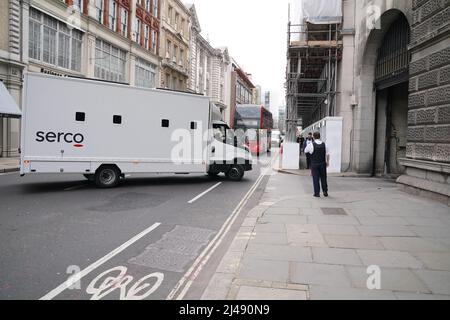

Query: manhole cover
321,208,347,216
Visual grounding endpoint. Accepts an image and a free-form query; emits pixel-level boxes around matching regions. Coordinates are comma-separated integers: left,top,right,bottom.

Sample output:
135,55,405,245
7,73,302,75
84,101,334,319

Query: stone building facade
397,0,450,203
292,0,449,203
186,4,230,118
0,0,162,158
159,0,190,90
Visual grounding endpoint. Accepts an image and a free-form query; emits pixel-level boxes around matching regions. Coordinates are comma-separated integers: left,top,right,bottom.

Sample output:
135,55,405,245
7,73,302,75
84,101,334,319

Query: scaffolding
285,21,342,142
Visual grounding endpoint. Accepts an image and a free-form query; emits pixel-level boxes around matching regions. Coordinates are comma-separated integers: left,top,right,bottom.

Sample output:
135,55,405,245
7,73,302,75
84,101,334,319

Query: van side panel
22,73,210,174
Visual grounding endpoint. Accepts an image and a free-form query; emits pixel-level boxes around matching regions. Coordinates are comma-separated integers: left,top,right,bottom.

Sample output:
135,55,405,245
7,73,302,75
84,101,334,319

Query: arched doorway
373,14,410,176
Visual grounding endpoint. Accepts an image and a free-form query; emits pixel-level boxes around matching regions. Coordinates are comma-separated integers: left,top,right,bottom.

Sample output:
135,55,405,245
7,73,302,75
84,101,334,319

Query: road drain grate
321,208,347,216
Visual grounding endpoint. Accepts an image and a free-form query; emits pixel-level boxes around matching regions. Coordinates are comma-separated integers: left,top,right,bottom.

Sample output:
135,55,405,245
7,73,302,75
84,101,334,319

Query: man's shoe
313,194,320,198
324,192,329,197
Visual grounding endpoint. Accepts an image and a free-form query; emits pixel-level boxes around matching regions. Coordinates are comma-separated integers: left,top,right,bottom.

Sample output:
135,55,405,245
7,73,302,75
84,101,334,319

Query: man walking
305,132,330,198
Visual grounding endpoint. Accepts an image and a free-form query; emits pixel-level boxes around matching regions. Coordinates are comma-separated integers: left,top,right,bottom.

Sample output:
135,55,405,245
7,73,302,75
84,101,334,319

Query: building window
165,73,171,89
161,119,169,128
134,18,141,44
109,0,117,31
166,40,171,59
151,30,157,54
73,0,83,12
135,58,157,88
58,24,71,69
179,48,184,66
173,45,178,63
29,9,42,60
145,0,151,12
153,0,159,18
168,6,173,25
172,76,177,90
43,15,57,65
144,25,150,49
121,8,128,37
175,13,179,30
181,18,185,35
29,8,83,72
95,0,103,24
94,39,127,83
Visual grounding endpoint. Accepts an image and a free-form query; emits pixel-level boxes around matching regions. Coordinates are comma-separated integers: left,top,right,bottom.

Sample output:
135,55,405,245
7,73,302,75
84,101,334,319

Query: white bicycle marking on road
86,266,164,300
40,222,161,300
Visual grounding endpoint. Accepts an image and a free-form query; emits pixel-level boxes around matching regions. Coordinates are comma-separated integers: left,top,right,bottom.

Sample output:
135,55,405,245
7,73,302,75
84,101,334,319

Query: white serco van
20,73,253,188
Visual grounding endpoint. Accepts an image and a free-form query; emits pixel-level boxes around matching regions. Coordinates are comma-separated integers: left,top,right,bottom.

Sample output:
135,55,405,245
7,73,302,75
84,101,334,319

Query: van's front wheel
226,165,245,181
95,165,120,188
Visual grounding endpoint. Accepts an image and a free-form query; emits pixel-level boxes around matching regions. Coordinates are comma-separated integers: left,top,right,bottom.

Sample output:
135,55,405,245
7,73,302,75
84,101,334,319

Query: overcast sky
190,0,293,117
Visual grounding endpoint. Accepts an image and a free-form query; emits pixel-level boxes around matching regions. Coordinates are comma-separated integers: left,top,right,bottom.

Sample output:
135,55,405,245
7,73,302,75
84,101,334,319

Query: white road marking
40,222,161,300
86,266,164,300
188,182,222,204
167,151,280,300
64,184,89,191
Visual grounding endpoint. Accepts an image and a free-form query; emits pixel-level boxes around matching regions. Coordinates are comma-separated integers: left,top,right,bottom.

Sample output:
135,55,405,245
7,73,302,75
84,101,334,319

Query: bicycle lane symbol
84,266,164,300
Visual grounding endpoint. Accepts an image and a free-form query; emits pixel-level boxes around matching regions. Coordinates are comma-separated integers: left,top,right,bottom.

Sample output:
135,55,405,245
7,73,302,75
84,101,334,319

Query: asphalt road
0,152,276,300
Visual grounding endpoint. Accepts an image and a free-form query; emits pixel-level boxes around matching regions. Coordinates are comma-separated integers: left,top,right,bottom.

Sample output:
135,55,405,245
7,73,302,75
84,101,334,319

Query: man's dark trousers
311,163,328,196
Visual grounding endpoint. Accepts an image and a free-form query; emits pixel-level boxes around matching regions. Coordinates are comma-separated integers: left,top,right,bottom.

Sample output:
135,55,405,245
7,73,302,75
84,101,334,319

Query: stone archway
353,8,412,174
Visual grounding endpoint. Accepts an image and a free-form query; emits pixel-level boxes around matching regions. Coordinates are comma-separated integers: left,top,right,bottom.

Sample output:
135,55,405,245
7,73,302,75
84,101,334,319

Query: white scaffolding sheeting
302,0,342,25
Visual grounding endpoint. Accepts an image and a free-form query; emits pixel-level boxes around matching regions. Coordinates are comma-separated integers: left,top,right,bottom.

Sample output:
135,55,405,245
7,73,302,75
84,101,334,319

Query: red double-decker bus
234,105,274,155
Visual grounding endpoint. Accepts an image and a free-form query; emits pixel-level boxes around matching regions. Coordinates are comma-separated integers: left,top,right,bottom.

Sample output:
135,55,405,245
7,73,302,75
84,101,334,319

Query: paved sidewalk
0,157,19,173
202,167,450,300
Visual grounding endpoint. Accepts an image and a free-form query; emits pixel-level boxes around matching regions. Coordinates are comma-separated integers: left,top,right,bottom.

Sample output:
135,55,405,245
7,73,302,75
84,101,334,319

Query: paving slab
356,250,424,269
290,262,353,288
238,258,290,283
406,217,448,227
245,243,312,263
346,266,430,293
409,226,450,238
413,252,450,271
312,247,362,266
286,224,327,247
252,232,288,245
309,286,397,300
380,237,449,252
264,207,300,216
260,215,308,225
413,270,450,295
318,224,360,236
236,286,307,300
254,223,286,233
358,217,408,226
324,235,384,250
201,273,235,300
357,225,416,237
394,292,450,300
308,215,361,226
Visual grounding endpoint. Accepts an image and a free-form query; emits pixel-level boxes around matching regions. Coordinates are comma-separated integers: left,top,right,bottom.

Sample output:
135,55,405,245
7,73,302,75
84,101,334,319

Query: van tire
225,165,245,181
95,165,120,188
83,174,95,182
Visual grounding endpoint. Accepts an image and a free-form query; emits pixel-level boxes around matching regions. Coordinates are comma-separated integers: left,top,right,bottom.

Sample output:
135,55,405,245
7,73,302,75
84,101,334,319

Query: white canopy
0,81,21,118
301,0,342,25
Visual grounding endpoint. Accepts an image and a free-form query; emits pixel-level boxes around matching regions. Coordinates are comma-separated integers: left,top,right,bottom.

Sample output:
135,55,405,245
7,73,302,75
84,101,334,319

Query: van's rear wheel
226,165,245,181
95,166,120,188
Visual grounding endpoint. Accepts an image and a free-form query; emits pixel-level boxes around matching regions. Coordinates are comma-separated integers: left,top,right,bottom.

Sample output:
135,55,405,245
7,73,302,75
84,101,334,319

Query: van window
76,112,85,122
113,115,122,124
162,119,170,128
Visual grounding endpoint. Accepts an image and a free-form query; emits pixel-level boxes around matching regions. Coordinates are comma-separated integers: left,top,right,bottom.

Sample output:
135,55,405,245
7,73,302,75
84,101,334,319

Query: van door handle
211,147,216,153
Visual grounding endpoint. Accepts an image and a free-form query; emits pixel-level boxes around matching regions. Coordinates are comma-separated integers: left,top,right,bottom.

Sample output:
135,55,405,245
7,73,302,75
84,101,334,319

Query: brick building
0,0,161,158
